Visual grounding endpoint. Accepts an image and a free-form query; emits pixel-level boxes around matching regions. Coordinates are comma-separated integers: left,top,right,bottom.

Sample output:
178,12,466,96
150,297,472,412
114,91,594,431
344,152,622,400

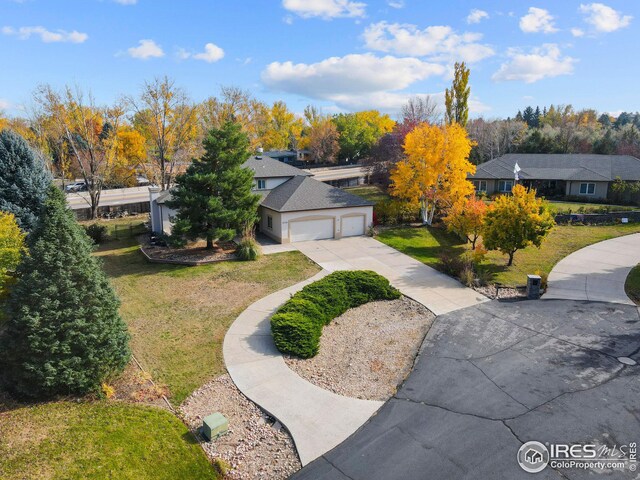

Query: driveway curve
293,299,640,479
224,237,488,466
544,233,640,304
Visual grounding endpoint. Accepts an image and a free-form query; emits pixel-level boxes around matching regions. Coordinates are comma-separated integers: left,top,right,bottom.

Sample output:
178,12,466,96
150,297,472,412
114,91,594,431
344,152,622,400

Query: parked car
65,181,87,193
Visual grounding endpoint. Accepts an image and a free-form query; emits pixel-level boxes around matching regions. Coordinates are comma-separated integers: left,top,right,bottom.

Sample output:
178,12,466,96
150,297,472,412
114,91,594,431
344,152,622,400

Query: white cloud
127,39,164,59
363,21,494,63
579,3,632,32
519,7,558,33
571,27,585,37
177,43,225,63
492,44,576,83
283,15,294,24
262,53,445,111
0,98,12,110
114,0,137,4
467,9,489,24
2,25,88,43
193,43,225,62
387,0,404,8
282,0,366,19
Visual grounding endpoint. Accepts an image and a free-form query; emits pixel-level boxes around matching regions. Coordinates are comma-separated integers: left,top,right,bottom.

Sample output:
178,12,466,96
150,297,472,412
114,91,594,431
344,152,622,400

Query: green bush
84,223,108,244
270,270,400,358
236,237,261,261
374,199,420,226
271,312,323,358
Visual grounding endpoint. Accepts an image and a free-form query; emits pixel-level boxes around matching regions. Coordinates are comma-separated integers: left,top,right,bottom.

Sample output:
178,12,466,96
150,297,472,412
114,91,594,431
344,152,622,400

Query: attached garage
257,175,374,244
289,218,334,242
341,215,365,237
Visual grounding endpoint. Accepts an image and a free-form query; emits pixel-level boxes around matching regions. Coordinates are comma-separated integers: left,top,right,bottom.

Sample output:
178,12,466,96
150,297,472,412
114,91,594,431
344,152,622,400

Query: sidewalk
544,233,640,304
223,271,383,466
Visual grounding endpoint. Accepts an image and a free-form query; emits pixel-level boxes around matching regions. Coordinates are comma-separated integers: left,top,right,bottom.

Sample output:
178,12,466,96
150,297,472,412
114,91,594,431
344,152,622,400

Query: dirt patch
284,297,435,401
140,235,237,264
180,374,300,480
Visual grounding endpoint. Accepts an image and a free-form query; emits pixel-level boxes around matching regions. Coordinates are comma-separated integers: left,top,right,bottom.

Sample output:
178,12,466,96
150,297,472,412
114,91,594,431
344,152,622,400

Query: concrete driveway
293,299,640,479
295,237,488,316
544,233,640,304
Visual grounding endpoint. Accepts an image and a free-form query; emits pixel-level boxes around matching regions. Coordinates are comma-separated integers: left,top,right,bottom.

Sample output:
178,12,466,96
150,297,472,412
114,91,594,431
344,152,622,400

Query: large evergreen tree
168,122,260,249
0,129,51,231
0,186,130,398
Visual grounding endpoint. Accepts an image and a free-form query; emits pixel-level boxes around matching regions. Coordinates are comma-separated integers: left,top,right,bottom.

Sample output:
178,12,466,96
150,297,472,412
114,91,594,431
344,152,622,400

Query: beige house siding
565,181,609,199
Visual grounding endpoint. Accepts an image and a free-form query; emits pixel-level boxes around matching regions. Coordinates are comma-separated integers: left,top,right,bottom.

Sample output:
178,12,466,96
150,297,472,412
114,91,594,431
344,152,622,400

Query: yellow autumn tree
483,184,555,266
390,122,475,225
0,212,26,300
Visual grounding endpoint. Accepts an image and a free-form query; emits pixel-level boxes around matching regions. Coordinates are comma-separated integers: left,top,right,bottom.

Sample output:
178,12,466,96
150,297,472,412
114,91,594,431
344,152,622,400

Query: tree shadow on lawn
380,225,468,266
94,239,193,280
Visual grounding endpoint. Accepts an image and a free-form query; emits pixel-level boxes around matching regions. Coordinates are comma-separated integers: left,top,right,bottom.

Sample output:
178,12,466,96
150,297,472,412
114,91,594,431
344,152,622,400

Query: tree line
0,78,396,218
468,104,640,164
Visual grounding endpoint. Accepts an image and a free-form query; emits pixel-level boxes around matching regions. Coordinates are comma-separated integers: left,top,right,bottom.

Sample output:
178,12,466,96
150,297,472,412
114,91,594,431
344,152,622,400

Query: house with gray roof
469,153,640,200
149,155,373,243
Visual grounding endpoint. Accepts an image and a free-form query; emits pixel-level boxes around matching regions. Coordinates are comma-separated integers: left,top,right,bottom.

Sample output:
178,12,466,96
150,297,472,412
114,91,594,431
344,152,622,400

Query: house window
473,180,487,192
267,215,273,229
579,183,595,195
498,180,514,192
257,179,266,190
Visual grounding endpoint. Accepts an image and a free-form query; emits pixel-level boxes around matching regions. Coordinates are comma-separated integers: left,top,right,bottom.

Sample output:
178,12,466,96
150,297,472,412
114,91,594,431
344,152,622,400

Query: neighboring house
470,153,640,199
149,155,373,243
264,149,311,164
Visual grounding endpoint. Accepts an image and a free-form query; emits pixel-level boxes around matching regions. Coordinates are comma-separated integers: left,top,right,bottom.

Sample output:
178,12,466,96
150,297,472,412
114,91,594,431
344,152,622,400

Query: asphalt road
293,299,640,480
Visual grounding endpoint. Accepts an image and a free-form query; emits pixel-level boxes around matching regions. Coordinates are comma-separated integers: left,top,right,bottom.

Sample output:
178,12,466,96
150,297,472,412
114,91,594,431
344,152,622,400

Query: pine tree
0,129,51,231
168,122,261,249
444,62,470,127
533,106,541,128
0,186,130,398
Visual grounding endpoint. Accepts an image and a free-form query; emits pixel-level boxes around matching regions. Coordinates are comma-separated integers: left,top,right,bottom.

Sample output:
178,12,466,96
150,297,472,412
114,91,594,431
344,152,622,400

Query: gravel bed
180,374,300,480
284,297,435,401
475,284,528,299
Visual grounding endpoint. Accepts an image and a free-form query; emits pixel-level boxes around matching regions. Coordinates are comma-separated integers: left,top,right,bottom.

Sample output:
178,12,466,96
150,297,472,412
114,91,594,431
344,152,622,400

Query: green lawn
0,401,216,480
625,264,640,305
378,223,640,287
96,239,320,405
344,185,390,204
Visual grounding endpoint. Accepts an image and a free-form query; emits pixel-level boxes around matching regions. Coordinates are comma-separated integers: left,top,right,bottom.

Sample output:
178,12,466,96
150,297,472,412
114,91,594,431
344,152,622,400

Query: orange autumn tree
443,195,487,249
390,122,475,225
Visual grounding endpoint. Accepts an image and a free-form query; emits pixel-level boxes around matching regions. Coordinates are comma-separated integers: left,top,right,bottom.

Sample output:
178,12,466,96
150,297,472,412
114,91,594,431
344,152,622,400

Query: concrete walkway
295,236,488,315
544,233,640,304
224,236,487,465
223,271,384,466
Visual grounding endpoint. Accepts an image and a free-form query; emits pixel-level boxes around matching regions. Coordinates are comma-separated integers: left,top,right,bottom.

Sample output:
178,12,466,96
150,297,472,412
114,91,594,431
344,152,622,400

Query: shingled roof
243,155,312,178
261,176,373,212
471,154,640,182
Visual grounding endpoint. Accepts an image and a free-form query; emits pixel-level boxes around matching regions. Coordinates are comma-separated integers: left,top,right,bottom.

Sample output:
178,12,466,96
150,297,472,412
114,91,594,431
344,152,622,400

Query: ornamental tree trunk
206,235,214,250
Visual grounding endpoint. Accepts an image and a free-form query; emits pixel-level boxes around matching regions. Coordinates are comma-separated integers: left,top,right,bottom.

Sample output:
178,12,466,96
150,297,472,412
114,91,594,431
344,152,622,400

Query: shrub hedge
270,270,400,358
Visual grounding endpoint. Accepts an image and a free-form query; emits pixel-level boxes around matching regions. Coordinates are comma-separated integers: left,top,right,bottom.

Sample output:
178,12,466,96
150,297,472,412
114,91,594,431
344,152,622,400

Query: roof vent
256,147,263,159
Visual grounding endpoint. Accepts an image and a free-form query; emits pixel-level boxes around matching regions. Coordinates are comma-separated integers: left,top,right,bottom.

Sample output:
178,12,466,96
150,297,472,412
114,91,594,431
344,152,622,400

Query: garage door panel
341,215,365,237
290,218,334,242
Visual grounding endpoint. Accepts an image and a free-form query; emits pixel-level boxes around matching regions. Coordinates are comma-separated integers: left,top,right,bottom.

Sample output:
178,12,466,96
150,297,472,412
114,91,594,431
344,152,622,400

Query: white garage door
341,215,365,237
290,218,334,242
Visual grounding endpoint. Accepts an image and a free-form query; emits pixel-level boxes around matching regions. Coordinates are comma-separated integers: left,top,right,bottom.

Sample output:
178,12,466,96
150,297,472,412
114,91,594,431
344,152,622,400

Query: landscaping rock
284,297,435,401
180,374,301,480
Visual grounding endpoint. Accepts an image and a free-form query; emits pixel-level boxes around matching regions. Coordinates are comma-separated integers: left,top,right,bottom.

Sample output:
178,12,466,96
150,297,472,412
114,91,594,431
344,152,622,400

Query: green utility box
202,412,228,441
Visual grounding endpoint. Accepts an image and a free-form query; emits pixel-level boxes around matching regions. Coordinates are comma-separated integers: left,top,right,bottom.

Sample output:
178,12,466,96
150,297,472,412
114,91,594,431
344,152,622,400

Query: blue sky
0,0,637,119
